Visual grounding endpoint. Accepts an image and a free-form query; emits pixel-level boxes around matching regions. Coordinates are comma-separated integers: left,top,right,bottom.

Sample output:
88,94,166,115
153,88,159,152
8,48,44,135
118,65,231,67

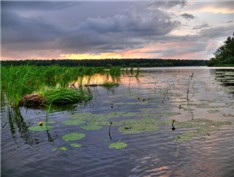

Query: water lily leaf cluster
117,118,160,134
175,119,232,142
64,111,138,130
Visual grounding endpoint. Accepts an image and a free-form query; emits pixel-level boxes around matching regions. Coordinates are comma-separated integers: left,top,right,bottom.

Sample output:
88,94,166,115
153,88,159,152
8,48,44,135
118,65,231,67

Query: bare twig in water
2,122,8,128
186,72,194,101
108,122,113,140
161,89,169,103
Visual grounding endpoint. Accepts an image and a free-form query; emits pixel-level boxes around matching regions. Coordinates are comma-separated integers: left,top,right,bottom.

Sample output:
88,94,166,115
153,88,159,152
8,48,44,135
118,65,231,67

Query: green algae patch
109,142,128,149
63,119,86,126
174,119,232,142
28,125,53,131
52,147,68,151
70,143,82,148
62,132,86,142
118,118,160,134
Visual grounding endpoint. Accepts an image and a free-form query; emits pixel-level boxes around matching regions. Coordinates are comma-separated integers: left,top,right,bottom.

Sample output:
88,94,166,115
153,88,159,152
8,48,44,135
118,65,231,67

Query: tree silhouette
208,33,234,66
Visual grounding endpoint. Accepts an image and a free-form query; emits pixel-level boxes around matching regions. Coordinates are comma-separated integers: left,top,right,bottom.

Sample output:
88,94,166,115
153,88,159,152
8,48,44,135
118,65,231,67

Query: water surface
1,67,234,177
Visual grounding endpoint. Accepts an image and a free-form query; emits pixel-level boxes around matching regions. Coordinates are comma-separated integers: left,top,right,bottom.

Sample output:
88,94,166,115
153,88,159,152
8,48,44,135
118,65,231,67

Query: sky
1,0,234,60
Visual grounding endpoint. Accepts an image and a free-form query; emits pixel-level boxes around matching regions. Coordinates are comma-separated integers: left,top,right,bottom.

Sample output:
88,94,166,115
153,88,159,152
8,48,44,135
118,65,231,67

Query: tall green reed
1,65,114,107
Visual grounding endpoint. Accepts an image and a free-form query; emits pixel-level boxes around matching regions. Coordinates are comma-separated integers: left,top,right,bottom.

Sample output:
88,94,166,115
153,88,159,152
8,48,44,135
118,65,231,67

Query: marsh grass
19,87,92,108
1,65,41,107
1,65,123,107
43,88,92,106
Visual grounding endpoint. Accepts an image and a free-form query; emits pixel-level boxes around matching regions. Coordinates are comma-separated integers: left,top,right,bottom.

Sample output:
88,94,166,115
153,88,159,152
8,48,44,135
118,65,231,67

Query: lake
1,67,234,177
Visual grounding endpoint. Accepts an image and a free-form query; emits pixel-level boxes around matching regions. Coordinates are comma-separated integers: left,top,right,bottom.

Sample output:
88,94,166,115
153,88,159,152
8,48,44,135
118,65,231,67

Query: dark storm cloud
57,6,180,53
1,1,75,11
181,13,195,19
2,10,63,45
2,1,180,53
145,0,187,9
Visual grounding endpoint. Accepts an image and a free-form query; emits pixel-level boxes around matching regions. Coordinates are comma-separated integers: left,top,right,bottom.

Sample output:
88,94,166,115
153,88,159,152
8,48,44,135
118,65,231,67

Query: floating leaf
118,118,160,134
63,119,86,125
70,143,82,148
28,125,53,131
109,142,128,149
52,147,67,151
62,132,86,141
174,119,232,142
175,132,196,142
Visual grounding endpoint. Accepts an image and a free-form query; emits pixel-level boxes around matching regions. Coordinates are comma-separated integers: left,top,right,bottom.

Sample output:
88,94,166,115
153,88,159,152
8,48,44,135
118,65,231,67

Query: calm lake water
1,67,234,177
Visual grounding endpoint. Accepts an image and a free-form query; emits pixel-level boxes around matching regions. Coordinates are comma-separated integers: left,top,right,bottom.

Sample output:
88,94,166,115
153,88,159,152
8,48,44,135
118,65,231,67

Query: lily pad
174,119,232,142
175,132,196,142
70,143,82,148
118,118,160,134
52,147,67,151
109,142,128,149
28,125,53,131
62,132,86,141
63,119,86,125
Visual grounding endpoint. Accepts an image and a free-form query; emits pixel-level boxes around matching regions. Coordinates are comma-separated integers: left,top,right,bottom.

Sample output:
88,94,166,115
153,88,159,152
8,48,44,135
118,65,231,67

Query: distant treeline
1,59,208,67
